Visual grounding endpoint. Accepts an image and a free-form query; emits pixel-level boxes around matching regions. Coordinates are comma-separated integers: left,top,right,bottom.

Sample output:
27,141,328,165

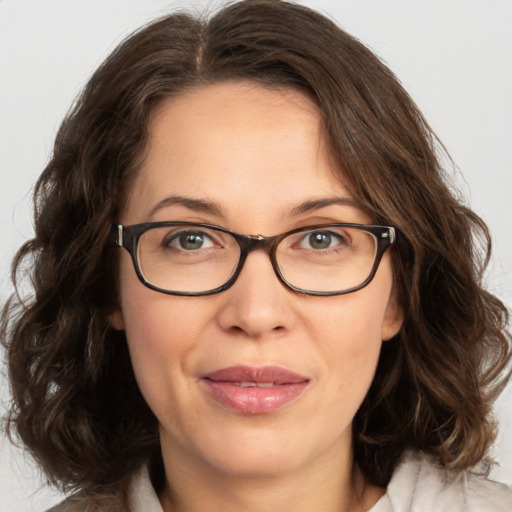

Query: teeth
238,381,275,388
239,381,256,388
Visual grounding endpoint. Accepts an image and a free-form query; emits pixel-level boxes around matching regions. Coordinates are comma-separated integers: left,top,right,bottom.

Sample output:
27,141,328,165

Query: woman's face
112,81,402,480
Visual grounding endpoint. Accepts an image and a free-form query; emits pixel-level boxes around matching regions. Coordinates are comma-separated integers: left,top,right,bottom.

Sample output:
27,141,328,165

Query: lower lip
201,380,309,414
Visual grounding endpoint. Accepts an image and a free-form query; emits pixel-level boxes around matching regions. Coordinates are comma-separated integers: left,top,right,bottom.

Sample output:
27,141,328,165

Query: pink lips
201,365,309,414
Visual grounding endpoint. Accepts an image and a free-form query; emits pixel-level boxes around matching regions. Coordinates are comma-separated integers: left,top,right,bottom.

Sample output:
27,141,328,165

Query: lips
201,365,310,414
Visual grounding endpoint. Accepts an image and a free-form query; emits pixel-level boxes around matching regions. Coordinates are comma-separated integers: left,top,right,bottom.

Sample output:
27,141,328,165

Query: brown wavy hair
2,0,511,498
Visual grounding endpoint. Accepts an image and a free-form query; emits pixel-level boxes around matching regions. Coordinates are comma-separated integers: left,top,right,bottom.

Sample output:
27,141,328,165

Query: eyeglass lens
135,224,378,294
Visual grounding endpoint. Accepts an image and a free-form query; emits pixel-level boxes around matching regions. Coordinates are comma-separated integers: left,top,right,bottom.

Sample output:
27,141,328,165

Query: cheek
119,293,213,435
117,253,200,350
310,290,389,352
115,262,201,399
122,293,208,375
307,285,391,391
121,298,180,408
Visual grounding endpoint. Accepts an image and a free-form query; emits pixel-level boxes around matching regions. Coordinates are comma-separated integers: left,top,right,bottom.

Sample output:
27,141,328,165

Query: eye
166,230,216,251
300,230,347,250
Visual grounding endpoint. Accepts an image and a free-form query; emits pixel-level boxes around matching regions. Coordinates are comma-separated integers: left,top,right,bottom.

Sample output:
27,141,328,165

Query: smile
201,365,310,414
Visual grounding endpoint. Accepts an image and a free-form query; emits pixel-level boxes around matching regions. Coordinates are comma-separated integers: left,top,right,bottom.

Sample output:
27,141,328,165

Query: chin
208,450,306,479
190,423,332,480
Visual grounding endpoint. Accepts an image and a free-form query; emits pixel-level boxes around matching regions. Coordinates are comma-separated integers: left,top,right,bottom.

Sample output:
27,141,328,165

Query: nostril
231,325,283,333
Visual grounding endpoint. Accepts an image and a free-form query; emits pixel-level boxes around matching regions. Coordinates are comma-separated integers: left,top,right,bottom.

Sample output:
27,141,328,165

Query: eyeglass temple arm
112,224,124,247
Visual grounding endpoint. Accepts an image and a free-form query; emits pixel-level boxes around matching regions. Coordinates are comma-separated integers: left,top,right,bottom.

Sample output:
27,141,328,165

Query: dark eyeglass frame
113,221,396,297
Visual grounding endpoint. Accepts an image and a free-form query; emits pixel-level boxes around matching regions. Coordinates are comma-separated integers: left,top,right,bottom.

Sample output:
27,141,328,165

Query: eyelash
162,229,222,251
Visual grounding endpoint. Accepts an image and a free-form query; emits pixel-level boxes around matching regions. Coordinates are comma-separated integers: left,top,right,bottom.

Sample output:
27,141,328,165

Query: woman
2,0,511,510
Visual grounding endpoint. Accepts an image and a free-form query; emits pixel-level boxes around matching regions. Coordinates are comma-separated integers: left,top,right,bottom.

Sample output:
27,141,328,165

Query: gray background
1,1,511,510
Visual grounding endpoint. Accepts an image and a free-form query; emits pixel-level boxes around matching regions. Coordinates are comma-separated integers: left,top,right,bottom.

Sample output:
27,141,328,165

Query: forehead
121,81,362,226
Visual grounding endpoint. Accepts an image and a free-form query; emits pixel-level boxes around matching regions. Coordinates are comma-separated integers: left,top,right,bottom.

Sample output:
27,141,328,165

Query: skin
112,81,403,512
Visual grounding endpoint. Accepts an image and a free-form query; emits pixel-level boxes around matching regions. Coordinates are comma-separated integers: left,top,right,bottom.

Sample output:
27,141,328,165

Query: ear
382,293,404,341
109,308,125,331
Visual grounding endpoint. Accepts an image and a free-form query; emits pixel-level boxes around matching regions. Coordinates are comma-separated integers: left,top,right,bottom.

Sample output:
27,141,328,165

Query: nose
216,250,295,339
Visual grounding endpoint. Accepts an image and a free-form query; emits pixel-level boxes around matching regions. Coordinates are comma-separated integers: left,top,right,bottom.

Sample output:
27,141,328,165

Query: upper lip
202,365,309,384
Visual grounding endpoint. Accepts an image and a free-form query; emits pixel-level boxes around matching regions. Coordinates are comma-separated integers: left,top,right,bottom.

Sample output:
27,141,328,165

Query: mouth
200,365,310,414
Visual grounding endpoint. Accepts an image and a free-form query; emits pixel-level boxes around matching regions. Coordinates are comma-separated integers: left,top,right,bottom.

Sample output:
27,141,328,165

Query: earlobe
382,296,404,341
109,308,126,330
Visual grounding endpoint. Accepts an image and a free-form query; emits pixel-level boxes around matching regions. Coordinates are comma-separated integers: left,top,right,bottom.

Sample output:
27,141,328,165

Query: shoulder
372,450,512,512
44,465,161,512
45,495,125,512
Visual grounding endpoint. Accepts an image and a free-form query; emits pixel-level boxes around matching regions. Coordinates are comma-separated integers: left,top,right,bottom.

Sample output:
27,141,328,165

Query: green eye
167,231,215,251
307,232,333,249
299,230,347,250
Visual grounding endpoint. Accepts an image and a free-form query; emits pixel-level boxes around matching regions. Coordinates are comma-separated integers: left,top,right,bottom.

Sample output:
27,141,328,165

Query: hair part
2,0,510,497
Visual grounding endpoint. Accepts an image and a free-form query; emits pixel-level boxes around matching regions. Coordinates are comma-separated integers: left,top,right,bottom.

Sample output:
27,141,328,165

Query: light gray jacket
47,450,512,511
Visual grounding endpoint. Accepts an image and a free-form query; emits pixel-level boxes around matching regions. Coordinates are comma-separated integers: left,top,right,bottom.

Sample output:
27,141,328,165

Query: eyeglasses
113,222,396,296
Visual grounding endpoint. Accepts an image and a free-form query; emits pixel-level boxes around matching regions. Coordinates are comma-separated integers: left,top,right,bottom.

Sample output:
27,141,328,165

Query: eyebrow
147,195,360,219
148,195,225,218
289,197,361,216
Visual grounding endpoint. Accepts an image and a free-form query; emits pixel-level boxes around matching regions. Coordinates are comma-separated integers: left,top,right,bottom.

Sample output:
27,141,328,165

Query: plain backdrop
1,1,511,510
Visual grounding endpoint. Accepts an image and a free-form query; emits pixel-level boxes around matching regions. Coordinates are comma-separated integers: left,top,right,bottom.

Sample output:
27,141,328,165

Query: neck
157,440,384,512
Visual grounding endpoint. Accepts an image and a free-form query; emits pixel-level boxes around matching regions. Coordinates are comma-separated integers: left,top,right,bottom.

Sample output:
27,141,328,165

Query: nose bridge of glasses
232,233,284,291
237,233,280,255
